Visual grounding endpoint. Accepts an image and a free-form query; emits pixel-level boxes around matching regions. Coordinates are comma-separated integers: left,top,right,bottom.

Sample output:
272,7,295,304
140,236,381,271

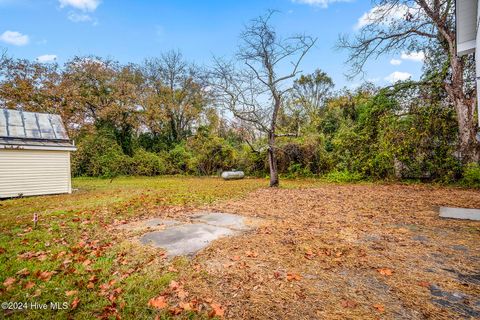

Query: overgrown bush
187,135,238,175
164,144,195,174
72,131,129,178
462,163,480,188
129,149,166,176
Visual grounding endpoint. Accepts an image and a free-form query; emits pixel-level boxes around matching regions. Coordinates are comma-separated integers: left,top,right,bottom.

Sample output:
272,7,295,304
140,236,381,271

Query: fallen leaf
0,248,6,254
24,281,35,289
177,288,189,300
418,281,430,288
341,299,357,308
304,250,314,259
148,296,167,309
169,280,180,291
245,251,258,258
210,303,225,317
377,268,393,276
3,277,16,287
179,301,192,311
286,272,301,281
169,306,183,315
36,270,54,281
66,290,78,296
16,268,30,277
87,282,95,289
71,297,80,310
373,304,385,312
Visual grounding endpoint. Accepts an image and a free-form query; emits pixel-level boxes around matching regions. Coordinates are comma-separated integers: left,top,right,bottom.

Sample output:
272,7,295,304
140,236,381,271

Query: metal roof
0,109,69,141
0,137,77,151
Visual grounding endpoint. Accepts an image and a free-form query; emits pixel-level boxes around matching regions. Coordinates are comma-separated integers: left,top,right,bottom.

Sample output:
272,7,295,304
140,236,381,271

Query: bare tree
142,50,208,143
290,69,334,128
338,0,479,162
211,11,316,187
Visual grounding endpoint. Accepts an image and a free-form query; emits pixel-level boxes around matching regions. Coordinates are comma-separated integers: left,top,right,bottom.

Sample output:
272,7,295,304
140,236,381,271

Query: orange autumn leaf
24,281,35,289
210,302,225,317
341,299,357,308
71,297,80,310
37,270,54,281
3,277,16,287
148,296,167,309
373,304,385,312
286,272,301,281
377,268,393,276
177,288,189,300
169,280,180,291
179,301,192,311
66,290,78,296
418,281,430,288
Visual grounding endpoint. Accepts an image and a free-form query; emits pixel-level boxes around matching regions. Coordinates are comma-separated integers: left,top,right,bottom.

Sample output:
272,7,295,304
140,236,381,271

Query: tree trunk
447,55,480,163
454,97,480,162
268,132,279,187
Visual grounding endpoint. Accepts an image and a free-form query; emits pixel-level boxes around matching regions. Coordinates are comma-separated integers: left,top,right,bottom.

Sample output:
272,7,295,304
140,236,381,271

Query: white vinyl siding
0,149,72,198
456,0,478,56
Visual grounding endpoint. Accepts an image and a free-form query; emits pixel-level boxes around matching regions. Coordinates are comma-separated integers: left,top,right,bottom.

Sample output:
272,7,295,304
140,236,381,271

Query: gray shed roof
0,109,69,140
0,109,76,151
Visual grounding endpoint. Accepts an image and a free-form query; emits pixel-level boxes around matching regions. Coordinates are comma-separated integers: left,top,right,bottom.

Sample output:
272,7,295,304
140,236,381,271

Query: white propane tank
221,171,245,180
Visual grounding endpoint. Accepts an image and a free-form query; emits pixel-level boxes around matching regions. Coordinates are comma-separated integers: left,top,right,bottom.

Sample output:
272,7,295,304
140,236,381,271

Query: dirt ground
175,184,480,319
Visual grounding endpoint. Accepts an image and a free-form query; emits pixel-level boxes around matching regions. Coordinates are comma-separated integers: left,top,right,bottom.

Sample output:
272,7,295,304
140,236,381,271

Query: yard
0,177,479,319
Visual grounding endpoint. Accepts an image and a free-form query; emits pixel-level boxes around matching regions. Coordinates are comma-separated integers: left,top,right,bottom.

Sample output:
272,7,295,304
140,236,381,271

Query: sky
0,0,425,89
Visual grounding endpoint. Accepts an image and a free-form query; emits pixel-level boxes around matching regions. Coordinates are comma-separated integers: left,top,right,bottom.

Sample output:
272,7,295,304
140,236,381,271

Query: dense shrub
462,163,480,188
187,135,238,175
129,149,166,176
72,131,129,178
164,144,195,174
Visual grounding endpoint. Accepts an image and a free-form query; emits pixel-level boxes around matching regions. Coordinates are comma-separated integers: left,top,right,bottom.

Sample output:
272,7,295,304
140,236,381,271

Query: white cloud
355,4,411,30
384,71,411,83
59,0,100,12
292,0,352,8
68,12,92,22
400,51,425,62
0,30,29,46
390,59,402,65
36,54,57,63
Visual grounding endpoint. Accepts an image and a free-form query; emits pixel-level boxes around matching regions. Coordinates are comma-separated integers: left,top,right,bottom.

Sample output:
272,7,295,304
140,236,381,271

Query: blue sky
0,0,424,89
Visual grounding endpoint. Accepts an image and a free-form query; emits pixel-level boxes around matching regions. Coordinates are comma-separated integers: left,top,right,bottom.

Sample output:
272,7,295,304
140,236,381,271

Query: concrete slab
117,218,181,231
140,223,237,256
191,212,252,230
439,207,480,221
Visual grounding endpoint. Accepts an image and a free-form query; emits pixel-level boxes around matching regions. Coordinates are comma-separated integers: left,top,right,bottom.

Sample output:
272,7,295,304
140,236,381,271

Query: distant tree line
0,4,479,187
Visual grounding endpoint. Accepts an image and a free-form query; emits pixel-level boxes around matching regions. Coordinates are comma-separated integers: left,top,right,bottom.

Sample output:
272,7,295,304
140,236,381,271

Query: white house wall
0,149,72,198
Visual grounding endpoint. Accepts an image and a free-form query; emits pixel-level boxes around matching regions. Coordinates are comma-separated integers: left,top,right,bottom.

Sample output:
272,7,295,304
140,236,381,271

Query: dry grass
181,184,480,319
1,177,479,319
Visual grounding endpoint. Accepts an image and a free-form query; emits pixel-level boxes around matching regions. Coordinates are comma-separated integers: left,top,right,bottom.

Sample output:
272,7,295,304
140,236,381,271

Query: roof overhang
456,0,478,56
0,138,77,152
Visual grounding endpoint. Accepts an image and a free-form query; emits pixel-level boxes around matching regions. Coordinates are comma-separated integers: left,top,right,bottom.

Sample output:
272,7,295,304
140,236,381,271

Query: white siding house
456,0,480,133
0,109,76,198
